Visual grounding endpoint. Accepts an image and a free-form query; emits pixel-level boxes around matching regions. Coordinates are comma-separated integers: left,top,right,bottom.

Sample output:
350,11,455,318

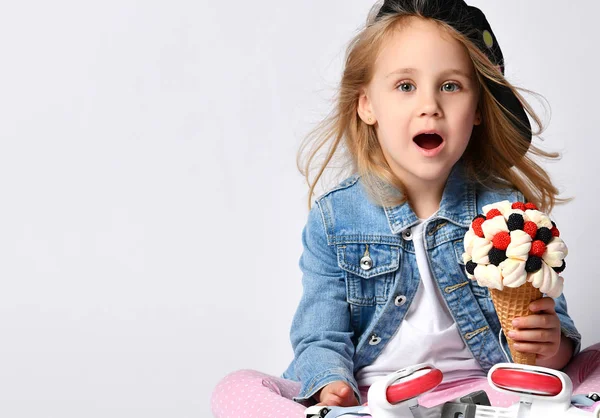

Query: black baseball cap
375,0,532,145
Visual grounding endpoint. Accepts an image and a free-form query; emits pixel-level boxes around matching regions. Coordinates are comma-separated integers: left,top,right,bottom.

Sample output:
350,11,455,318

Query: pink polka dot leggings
211,343,600,417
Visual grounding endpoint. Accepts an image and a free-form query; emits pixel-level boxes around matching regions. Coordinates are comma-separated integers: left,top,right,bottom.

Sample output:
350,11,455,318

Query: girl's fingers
512,313,560,330
337,387,358,406
317,382,358,406
337,385,350,397
317,397,341,406
508,328,558,343
529,297,556,313
319,394,358,407
512,341,555,356
317,393,343,406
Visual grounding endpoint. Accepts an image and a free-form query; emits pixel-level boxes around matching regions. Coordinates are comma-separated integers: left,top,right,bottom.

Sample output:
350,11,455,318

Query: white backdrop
0,1,598,417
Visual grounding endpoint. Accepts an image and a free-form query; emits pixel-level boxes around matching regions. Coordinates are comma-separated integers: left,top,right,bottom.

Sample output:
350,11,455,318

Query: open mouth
413,133,444,150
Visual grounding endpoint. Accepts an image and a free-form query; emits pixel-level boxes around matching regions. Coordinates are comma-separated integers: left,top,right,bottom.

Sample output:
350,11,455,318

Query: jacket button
368,334,382,345
402,229,412,241
394,295,407,307
360,255,373,271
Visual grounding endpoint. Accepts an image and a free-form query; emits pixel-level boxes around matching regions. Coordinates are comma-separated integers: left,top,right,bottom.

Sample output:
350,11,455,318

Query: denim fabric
282,163,581,403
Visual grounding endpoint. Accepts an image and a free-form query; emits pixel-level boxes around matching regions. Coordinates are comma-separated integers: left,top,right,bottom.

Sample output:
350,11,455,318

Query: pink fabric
211,369,305,417
564,343,600,412
211,343,600,417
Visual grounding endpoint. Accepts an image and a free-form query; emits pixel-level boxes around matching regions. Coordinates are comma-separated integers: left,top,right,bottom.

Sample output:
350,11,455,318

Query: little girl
212,0,600,416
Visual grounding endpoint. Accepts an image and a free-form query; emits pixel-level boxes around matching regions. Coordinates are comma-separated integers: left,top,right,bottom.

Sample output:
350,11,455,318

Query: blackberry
507,213,525,231
535,227,553,244
525,256,542,273
466,261,477,275
488,248,507,266
553,260,566,273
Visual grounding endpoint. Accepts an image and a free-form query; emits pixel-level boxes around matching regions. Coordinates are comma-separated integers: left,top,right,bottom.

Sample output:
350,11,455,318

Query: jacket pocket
453,238,489,298
337,243,400,306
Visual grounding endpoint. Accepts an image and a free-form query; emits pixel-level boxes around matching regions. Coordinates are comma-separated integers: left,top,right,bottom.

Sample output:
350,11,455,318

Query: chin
414,163,453,181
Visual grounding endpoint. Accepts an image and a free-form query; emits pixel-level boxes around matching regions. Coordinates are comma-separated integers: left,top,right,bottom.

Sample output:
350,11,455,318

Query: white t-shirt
356,220,486,387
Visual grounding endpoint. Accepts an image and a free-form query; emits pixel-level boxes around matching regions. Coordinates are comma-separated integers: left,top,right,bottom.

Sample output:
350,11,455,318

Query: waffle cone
490,282,543,365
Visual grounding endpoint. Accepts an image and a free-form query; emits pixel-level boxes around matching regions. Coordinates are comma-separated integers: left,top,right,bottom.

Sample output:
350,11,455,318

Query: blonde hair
297,3,566,212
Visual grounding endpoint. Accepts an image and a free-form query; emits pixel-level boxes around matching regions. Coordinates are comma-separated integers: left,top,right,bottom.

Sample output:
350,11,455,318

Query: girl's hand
508,297,562,360
315,381,359,407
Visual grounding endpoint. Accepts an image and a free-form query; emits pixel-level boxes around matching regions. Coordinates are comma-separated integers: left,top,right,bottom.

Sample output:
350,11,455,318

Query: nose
418,90,443,118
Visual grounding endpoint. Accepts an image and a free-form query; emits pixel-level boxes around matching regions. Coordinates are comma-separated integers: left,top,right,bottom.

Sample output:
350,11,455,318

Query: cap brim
486,81,532,145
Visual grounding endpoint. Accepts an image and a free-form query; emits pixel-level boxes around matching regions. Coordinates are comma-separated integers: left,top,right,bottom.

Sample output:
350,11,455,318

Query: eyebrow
385,68,472,79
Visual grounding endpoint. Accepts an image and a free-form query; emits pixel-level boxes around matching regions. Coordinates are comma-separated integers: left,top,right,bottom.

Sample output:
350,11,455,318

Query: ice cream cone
490,282,543,365
463,200,568,365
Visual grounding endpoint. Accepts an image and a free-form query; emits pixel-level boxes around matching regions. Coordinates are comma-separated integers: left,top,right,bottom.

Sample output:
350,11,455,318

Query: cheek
375,121,411,154
372,91,410,117
453,105,480,129
375,101,410,128
447,111,477,148
374,126,406,161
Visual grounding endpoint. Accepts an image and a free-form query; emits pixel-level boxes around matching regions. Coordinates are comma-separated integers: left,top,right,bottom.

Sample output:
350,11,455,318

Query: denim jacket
282,163,581,403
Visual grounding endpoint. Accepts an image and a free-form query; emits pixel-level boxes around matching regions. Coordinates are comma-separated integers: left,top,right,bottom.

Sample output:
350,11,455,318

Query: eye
442,82,460,92
397,82,415,93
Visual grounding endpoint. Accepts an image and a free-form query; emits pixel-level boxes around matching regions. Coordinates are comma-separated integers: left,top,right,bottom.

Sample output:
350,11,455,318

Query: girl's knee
582,342,600,353
211,370,261,416
573,343,600,369
211,370,303,417
221,369,265,383
212,369,262,395
211,369,281,403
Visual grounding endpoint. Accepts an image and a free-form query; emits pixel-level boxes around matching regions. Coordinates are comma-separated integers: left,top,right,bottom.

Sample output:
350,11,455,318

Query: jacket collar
383,162,477,234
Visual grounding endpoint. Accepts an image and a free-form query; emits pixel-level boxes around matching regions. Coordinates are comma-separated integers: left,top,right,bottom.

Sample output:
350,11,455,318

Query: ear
474,108,482,126
357,88,376,125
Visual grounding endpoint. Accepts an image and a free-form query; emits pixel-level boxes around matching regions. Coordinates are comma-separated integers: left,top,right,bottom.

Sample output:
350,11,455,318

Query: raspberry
529,240,547,258
523,221,538,240
488,248,507,266
507,213,525,231
512,202,526,211
472,217,485,238
553,260,566,273
551,226,560,237
535,227,553,244
525,202,538,210
492,231,511,250
486,209,502,220
525,256,542,273
466,260,477,275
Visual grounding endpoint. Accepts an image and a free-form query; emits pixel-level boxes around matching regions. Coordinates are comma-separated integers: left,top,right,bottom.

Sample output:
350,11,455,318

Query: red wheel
386,368,443,404
491,368,563,396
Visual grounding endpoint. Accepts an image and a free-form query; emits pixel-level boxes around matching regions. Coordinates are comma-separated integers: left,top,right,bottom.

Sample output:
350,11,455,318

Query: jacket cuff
561,326,582,357
293,368,359,404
